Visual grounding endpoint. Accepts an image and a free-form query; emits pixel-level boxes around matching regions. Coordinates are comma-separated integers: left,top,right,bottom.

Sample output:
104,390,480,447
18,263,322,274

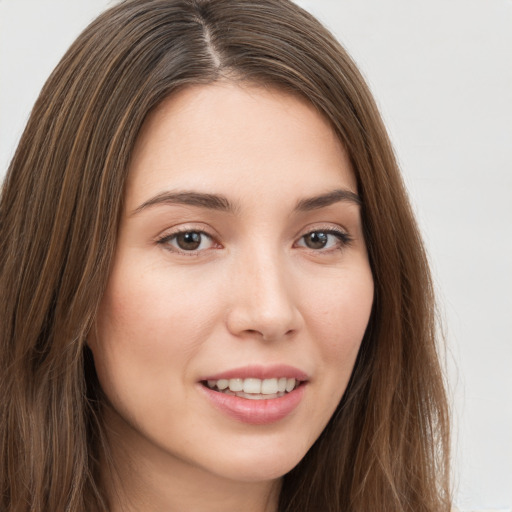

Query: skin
89,82,374,512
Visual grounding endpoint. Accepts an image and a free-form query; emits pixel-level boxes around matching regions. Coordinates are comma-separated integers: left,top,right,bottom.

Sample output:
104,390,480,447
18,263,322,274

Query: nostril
225,296,303,341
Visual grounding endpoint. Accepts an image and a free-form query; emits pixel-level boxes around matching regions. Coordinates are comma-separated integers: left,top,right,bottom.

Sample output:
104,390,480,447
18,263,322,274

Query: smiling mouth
202,377,302,400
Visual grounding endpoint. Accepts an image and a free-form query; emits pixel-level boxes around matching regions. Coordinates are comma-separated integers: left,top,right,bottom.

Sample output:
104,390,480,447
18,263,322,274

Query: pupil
177,232,201,250
306,232,328,249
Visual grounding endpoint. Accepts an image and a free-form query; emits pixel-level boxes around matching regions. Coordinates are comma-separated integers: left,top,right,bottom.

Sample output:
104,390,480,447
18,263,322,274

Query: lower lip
200,384,306,425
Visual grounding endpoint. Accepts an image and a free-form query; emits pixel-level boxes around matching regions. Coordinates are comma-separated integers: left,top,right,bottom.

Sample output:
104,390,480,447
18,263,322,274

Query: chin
205,435,312,483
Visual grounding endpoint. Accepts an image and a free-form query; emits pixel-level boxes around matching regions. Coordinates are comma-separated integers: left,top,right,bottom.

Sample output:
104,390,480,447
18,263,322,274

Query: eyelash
295,228,353,252
156,229,218,256
156,227,353,256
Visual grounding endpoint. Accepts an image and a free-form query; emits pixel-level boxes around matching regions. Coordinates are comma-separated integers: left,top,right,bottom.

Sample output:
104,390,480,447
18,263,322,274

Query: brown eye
303,231,329,249
297,229,351,251
176,232,202,250
159,231,214,253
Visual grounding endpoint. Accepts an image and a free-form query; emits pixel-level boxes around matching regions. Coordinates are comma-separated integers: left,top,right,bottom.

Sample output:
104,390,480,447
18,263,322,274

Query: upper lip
200,364,309,382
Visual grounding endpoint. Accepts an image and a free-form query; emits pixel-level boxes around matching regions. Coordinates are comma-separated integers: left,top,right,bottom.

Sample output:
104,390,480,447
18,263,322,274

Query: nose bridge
227,241,301,340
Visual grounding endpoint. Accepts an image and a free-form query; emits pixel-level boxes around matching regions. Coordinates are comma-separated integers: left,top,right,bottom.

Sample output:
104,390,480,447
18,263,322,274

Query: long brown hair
0,1,451,510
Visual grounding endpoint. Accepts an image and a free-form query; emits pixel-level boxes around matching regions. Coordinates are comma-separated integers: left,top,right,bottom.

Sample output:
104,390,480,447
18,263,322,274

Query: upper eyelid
155,223,218,241
158,230,213,242
304,226,347,235
293,223,350,240
296,228,352,245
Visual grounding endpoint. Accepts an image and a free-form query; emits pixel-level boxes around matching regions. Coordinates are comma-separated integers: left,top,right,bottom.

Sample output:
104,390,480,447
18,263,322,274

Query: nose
225,249,303,342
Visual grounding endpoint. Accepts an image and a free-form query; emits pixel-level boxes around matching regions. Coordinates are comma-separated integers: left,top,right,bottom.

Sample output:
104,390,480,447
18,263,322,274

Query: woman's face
90,82,374,485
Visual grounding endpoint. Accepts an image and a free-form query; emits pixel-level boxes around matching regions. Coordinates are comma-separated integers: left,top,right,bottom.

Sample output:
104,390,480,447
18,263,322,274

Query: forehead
125,81,357,209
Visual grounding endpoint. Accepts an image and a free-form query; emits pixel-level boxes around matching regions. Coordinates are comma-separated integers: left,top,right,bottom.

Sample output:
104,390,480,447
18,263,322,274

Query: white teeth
261,378,278,395
206,377,299,396
217,379,229,390
236,391,283,400
243,378,261,394
228,378,243,392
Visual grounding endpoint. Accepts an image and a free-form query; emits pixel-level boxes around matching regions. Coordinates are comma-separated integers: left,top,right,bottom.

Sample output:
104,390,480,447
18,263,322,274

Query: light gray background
1,1,511,510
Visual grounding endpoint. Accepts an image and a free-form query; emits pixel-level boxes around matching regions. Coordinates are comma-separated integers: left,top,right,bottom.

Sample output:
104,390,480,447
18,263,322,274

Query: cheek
90,265,222,386
97,263,211,336
89,271,209,427
307,267,374,369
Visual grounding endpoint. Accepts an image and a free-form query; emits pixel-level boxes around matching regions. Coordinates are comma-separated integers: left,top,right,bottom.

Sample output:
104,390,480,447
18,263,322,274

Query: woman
0,0,451,510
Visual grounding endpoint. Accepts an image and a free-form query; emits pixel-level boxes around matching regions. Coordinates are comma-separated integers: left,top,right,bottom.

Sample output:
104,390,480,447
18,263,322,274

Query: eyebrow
131,191,235,215
131,187,361,216
294,189,361,211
